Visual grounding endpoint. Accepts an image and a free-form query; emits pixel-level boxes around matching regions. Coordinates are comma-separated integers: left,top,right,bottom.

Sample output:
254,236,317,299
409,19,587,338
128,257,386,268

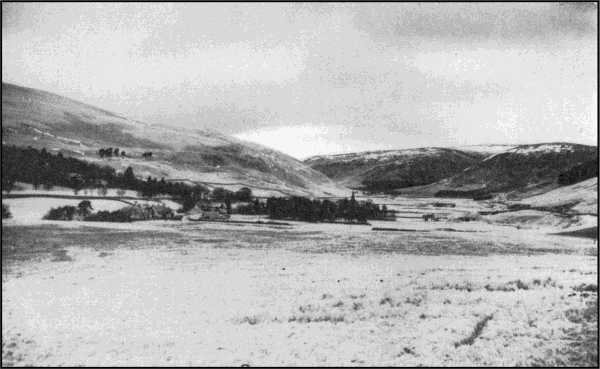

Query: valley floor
1,213,598,366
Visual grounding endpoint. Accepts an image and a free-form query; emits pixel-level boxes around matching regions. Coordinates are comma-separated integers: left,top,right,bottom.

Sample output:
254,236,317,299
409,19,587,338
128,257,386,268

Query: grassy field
2,219,597,366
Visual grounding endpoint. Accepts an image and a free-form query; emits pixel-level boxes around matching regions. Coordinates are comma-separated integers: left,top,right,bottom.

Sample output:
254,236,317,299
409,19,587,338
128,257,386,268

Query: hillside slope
304,148,487,191
2,82,347,197
520,177,598,215
437,143,598,197
309,142,597,198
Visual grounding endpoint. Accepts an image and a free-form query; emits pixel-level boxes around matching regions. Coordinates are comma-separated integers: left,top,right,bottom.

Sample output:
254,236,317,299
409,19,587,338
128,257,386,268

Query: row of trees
265,194,385,223
98,147,126,158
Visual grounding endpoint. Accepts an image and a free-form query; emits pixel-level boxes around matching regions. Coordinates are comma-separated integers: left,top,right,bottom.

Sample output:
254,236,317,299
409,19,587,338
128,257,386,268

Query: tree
113,148,120,156
225,198,232,214
235,187,253,202
123,167,136,187
212,187,233,201
77,200,93,217
70,174,84,195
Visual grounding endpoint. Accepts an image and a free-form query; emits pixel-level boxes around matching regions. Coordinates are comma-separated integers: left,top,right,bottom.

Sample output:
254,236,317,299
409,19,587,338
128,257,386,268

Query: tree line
1,145,208,207
265,194,386,223
98,147,127,158
1,145,258,213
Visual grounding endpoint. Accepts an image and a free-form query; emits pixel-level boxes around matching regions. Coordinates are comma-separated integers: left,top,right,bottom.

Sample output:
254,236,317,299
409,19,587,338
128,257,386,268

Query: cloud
2,3,597,158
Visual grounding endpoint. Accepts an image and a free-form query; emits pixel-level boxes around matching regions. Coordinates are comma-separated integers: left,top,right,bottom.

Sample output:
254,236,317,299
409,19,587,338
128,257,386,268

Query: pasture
2,211,597,366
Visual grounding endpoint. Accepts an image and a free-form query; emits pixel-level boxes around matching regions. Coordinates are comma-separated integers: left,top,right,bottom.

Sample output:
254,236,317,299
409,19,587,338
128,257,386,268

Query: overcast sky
2,3,597,158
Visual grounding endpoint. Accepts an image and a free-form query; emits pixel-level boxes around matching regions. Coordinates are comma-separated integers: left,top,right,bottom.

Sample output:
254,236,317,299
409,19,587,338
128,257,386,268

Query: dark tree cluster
208,186,255,214
265,194,384,223
360,179,409,193
558,159,598,186
1,145,209,204
43,200,130,222
211,187,253,202
236,199,267,215
84,209,133,222
98,147,126,158
3,145,118,192
434,188,492,200
2,204,11,219
43,200,92,221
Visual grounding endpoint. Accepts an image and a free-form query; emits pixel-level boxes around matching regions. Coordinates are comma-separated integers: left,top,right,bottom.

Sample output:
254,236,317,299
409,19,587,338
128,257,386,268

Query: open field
2,213,597,366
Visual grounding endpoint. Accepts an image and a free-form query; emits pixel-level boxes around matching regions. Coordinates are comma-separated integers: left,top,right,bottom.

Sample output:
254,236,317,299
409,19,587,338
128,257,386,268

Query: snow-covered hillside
2,82,348,197
520,177,598,215
440,142,598,196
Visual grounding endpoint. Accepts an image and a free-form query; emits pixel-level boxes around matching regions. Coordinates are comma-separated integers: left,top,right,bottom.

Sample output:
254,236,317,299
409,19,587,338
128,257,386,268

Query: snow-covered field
2,193,597,366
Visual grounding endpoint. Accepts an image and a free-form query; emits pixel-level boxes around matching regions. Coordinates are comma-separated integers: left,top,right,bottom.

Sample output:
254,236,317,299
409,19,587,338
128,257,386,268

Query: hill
307,143,598,198
519,177,598,215
432,143,598,198
2,82,347,197
304,148,486,192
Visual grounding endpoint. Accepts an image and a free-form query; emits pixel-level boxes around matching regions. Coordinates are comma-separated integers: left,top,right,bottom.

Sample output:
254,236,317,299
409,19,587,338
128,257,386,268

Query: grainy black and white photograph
1,2,598,367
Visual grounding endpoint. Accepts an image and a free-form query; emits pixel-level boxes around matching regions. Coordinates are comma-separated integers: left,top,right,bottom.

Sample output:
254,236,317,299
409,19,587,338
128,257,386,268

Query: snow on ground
482,210,597,231
2,218,597,366
510,143,576,155
1,197,181,225
2,198,127,224
451,144,515,155
521,177,598,215
307,148,444,164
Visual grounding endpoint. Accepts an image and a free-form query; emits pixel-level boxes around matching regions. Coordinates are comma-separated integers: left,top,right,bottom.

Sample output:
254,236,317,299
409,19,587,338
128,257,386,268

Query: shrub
84,209,132,222
43,206,78,220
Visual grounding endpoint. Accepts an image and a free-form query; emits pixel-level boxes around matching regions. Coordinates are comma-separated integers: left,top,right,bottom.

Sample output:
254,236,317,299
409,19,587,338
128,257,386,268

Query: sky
2,3,597,159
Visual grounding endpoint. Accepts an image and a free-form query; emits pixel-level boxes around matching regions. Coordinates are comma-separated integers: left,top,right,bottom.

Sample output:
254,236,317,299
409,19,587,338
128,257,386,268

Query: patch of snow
511,144,575,155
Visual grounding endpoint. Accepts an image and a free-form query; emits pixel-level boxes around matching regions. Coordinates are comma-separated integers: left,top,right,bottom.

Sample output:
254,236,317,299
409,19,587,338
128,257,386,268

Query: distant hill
304,148,486,192
2,82,347,197
305,143,598,198
399,143,598,198
437,143,598,195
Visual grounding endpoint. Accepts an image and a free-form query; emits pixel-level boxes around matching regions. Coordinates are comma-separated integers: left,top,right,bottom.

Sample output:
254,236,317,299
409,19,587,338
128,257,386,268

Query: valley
2,82,597,367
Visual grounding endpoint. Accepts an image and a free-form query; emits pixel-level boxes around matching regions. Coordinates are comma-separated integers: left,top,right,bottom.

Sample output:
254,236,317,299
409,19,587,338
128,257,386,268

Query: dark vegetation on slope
558,158,598,186
307,143,598,197
2,82,340,196
2,145,377,223
360,151,483,192
442,143,598,194
2,145,209,207
306,148,484,193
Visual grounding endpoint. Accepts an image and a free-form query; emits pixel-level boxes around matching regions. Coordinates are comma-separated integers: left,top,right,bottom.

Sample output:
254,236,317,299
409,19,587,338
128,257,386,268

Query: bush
2,204,11,219
43,206,78,220
84,210,132,222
